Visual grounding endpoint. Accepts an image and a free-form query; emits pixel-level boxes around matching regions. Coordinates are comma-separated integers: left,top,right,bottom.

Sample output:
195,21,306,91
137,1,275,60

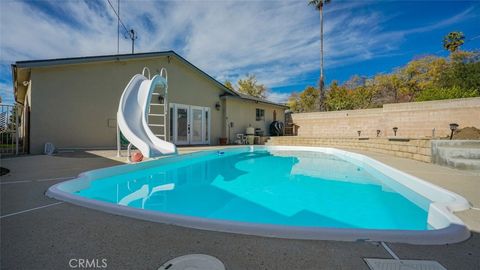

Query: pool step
444,157,480,171
431,140,480,171
435,146,480,159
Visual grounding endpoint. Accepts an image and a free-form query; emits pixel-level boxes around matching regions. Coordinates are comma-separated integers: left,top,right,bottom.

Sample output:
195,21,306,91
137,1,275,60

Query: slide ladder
147,68,168,141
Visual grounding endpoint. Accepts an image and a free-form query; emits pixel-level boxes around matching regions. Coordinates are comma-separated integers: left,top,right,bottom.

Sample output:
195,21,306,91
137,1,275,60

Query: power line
106,0,128,33
106,0,138,54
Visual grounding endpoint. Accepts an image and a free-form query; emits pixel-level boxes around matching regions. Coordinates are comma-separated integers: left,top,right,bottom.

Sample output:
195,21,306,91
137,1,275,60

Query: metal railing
0,103,25,156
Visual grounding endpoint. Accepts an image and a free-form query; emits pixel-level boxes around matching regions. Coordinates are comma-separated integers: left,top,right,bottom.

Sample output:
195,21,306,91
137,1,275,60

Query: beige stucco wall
292,97,480,138
224,97,286,142
26,56,231,154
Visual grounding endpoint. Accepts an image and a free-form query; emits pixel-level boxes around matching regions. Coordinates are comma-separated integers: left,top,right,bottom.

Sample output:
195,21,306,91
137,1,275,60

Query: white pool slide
117,69,176,158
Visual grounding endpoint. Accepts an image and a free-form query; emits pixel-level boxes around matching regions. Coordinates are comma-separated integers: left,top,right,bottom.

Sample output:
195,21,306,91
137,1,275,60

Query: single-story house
12,51,287,154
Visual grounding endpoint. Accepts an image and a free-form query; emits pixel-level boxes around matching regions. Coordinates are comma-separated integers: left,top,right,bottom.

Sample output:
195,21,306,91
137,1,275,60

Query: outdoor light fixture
393,127,398,136
357,130,361,137
449,123,459,140
376,130,381,137
215,102,221,111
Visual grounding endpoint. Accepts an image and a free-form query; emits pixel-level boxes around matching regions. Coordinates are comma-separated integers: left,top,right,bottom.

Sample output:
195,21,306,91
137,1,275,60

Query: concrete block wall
292,97,480,138
266,137,432,162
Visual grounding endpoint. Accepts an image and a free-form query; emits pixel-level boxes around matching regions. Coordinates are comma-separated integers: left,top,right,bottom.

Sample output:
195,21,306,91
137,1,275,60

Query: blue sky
1,0,479,104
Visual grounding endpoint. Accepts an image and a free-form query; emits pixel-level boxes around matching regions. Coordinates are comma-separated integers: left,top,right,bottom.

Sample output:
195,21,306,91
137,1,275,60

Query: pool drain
158,254,225,270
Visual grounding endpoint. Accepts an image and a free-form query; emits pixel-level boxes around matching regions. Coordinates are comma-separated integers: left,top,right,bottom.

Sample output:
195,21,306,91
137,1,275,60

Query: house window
256,108,265,121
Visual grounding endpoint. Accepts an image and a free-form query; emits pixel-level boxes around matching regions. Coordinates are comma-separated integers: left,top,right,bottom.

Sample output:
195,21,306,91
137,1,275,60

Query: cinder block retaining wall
266,137,432,162
291,97,480,138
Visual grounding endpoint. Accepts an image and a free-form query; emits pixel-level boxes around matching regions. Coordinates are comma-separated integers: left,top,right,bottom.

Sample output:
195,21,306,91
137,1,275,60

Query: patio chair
235,134,247,145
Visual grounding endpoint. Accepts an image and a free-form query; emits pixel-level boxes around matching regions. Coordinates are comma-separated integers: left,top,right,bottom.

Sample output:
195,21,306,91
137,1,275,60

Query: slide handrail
160,68,168,83
142,67,151,79
159,68,168,117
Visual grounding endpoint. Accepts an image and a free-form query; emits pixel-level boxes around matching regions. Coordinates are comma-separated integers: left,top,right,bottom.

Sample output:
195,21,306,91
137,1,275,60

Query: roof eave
14,50,176,69
14,50,237,96
221,94,288,109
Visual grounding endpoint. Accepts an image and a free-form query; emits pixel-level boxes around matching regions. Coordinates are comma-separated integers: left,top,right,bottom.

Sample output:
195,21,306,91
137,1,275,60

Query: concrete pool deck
1,146,479,269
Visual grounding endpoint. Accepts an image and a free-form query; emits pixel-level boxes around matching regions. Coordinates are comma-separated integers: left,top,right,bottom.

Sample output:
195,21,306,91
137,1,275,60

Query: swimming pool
47,146,470,244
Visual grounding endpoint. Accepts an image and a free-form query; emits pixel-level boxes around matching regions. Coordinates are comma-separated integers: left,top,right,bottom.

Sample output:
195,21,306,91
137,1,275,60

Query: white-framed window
256,108,265,121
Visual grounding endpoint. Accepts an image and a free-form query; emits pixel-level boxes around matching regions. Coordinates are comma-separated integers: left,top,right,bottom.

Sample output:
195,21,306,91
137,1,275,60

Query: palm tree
309,0,331,111
443,31,465,53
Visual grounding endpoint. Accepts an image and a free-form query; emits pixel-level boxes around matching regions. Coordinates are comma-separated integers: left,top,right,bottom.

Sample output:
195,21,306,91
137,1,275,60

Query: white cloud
0,1,119,61
0,0,475,104
265,91,291,104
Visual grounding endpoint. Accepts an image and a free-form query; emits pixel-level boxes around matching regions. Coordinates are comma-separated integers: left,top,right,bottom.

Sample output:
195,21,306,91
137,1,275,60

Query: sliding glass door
170,103,210,145
174,104,189,145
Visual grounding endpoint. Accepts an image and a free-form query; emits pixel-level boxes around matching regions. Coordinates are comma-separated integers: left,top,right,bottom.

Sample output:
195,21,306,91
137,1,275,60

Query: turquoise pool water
76,147,431,230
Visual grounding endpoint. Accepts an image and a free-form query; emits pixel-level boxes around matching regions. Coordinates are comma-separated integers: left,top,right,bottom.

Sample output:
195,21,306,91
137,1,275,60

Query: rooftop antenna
126,29,138,54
